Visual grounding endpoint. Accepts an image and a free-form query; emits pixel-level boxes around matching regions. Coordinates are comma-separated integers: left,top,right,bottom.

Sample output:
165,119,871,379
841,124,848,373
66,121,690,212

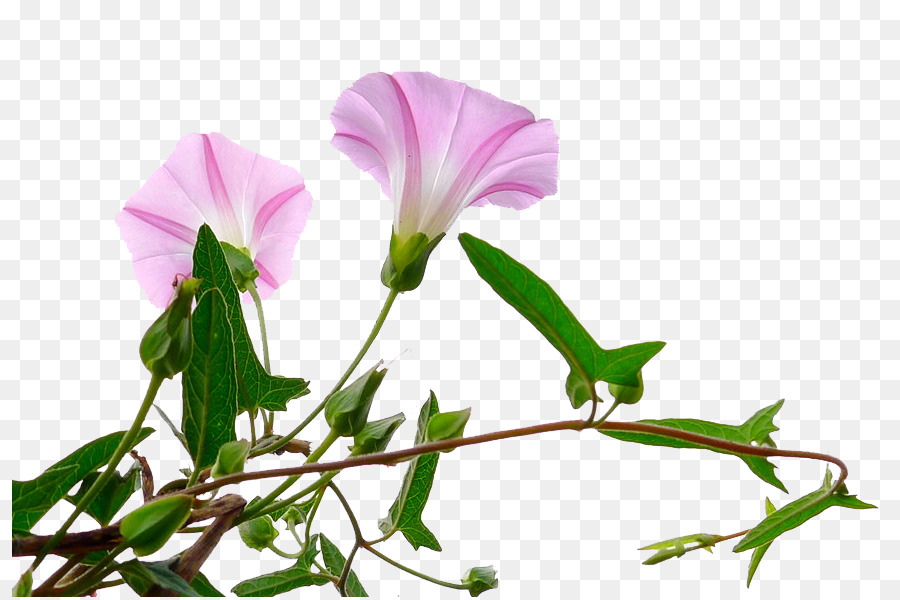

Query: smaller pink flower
117,133,313,307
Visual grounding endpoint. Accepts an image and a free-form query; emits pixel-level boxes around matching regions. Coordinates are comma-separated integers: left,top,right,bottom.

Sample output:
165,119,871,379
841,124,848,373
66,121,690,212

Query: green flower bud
325,363,387,437
381,231,445,292
140,277,201,379
12,569,32,597
238,515,279,551
426,408,471,452
220,242,260,292
608,371,644,405
210,439,251,479
461,566,498,597
282,506,303,529
120,495,193,557
349,413,406,456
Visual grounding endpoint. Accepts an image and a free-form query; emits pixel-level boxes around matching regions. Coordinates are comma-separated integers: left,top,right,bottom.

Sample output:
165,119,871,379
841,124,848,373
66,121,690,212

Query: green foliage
325,363,386,437
733,469,875,553
11,428,154,532
231,562,331,597
639,533,719,565
12,569,31,597
238,515,279,552
192,225,310,413
461,566,499,597
120,495,193,557
600,400,789,492
118,558,200,596
350,413,406,455
65,459,142,526
746,498,777,587
378,392,443,551
458,233,665,408
220,242,260,293
320,533,368,596
140,277,201,379
189,572,225,597
382,231,446,292
181,288,239,471
425,408,471,451
211,439,251,479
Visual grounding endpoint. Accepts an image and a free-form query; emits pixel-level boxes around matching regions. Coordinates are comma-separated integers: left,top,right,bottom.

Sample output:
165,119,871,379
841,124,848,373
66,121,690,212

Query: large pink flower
330,72,558,289
117,133,312,308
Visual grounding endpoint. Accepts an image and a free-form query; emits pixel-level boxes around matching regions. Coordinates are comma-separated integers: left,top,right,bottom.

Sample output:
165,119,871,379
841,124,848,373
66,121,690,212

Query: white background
2,1,896,597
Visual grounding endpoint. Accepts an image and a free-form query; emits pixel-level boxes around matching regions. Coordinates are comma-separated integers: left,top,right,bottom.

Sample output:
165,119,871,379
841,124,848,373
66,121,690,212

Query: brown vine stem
179,418,849,498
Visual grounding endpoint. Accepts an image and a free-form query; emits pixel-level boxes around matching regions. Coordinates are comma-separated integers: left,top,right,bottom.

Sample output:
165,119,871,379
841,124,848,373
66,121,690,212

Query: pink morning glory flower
330,72,558,291
117,133,313,308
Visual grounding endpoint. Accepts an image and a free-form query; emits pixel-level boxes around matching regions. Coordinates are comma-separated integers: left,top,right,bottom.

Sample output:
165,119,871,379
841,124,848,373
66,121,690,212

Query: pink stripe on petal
122,207,198,245
201,134,242,243
470,181,545,206
387,74,423,235
255,259,279,289
252,183,307,243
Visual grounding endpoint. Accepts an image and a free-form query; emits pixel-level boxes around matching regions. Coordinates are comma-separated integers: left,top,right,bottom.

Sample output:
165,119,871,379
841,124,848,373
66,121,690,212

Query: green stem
266,541,302,560
65,541,129,597
363,545,467,590
303,488,326,548
246,281,276,434
256,289,399,458
249,411,258,446
31,374,165,570
239,429,341,522
590,400,621,427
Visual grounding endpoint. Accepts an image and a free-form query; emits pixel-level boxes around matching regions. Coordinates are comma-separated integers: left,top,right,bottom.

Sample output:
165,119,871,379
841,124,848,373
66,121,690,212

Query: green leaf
192,224,310,413
320,533,368,597
600,400,789,492
639,532,719,565
297,533,320,572
378,392,442,551
231,565,331,596
733,470,876,553
12,428,154,532
13,569,32,597
118,558,200,597
182,289,239,470
189,571,225,597
65,459,142,526
746,498,777,587
459,233,665,408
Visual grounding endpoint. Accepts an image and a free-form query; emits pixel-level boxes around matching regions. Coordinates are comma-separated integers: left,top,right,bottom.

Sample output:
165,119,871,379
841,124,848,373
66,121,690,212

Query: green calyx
140,277,201,379
608,371,644,405
349,413,406,455
238,515,279,551
381,230,445,292
425,408,471,452
461,566,498,597
325,362,387,437
210,439,251,479
120,494,193,557
220,243,260,292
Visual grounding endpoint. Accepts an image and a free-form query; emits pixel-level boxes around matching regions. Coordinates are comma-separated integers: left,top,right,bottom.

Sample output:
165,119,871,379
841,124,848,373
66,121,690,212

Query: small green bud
210,439,251,479
220,242,260,292
120,495,193,557
608,371,644,405
349,413,406,455
238,515,279,551
426,408,471,452
12,569,32,597
325,363,387,437
461,566,498,597
381,231,445,292
140,277,201,379
282,506,304,529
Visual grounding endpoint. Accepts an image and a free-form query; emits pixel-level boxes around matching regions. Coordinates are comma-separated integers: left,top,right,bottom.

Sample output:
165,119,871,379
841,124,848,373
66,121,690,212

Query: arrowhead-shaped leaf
733,470,875,553
600,400,789,492
746,498,777,587
192,224,310,413
378,392,442,551
182,288,239,470
459,233,664,408
639,532,719,565
12,428,154,532
231,564,330,597
65,459,142,526
320,533,368,596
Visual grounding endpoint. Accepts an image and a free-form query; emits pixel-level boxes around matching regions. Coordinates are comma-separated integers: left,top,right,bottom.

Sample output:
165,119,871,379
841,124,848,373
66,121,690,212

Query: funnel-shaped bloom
331,72,558,291
117,133,312,307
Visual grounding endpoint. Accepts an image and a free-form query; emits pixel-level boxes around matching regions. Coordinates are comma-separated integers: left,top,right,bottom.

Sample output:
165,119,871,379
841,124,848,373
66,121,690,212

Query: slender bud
426,408,471,452
220,242,260,292
608,371,644,405
325,363,387,437
381,231,445,292
140,277,201,379
12,569,32,597
238,515,279,551
120,495,193,557
349,413,406,455
210,439,251,479
461,566,498,597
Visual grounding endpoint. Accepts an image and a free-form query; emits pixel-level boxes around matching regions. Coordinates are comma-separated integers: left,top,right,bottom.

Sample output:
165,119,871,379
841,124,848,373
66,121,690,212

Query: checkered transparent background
2,1,897,597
